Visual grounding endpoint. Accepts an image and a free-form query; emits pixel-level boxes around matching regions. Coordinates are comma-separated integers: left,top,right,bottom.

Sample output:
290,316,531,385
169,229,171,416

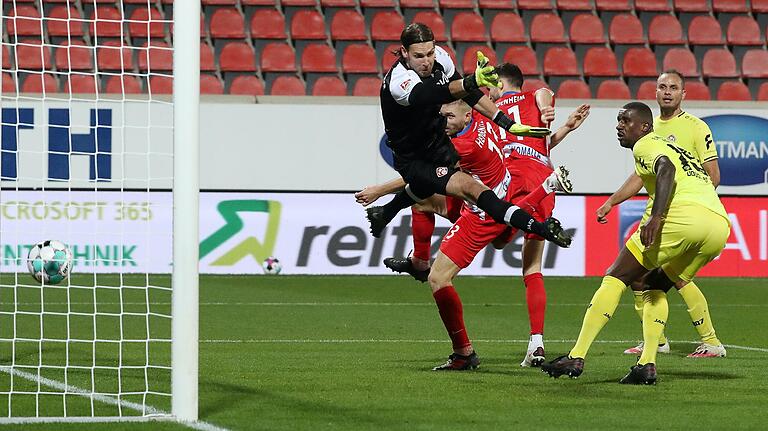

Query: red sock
516,184,549,219
432,286,471,350
524,272,546,335
411,209,435,262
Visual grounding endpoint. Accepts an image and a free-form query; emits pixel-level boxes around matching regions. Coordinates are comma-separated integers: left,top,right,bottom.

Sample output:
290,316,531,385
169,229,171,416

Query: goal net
0,0,198,423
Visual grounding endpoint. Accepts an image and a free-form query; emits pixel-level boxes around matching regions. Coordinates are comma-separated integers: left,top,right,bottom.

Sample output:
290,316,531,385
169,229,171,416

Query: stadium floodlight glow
0,0,199,425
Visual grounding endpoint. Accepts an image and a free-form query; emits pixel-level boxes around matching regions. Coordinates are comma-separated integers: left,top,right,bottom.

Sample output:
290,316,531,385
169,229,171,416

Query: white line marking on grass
17,302,768,307
0,366,230,431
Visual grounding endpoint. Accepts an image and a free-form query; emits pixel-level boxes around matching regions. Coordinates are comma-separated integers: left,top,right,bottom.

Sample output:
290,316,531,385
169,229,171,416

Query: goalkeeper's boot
538,217,572,248
432,352,480,371
546,166,573,194
541,355,583,378
520,346,546,368
623,341,670,355
366,206,388,238
619,363,657,385
383,257,429,283
686,343,726,358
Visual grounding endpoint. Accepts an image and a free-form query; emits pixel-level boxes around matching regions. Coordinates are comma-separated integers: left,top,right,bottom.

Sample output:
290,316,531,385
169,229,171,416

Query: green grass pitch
1,275,767,430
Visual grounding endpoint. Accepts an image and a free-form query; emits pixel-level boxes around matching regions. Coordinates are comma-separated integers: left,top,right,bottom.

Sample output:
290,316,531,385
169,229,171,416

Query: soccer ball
262,257,282,275
27,240,73,285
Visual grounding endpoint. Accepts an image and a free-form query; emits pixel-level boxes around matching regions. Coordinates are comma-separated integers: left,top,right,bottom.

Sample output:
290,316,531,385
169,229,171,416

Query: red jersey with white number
495,89,555,166
450,110,507,190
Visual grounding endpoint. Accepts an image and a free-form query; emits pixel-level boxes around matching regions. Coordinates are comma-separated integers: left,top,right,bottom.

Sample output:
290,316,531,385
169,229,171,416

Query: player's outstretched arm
355,177,406,206
702,159,721,188
550,104,590,148
640,156,675,247
596,173,643,224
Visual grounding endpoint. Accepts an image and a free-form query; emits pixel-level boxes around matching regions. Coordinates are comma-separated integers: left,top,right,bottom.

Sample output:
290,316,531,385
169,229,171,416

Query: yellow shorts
626,204,730,282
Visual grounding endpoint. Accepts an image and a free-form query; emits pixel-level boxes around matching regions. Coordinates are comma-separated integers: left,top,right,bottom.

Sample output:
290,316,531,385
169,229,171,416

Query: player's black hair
396,23,434,54
622,101,654,124
495,63,524,89
660,69,685,88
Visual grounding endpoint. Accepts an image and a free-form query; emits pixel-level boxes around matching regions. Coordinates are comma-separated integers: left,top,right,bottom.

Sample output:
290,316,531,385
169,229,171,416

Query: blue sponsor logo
618,200,647,250
379,134,394,168
703,114,768,186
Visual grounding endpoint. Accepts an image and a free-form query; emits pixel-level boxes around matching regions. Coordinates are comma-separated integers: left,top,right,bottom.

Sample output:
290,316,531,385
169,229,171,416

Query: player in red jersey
490,64,590,367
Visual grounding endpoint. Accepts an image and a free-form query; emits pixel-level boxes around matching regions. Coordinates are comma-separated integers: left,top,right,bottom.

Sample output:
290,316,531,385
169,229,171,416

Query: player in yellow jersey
542,102,730,384
596,70,726,358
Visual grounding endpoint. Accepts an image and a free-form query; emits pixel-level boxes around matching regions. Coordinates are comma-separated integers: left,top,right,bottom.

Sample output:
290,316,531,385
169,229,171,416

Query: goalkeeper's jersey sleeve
632,132,728,223
653,112,718,164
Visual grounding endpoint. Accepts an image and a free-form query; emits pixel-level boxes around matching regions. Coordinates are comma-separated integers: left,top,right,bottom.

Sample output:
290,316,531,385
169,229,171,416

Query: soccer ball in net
262,257,282,275
27,240,73,285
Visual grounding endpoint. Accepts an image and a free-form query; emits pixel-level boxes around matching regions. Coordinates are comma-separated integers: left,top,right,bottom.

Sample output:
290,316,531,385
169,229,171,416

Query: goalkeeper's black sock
476,190,542,234
382,191,417,224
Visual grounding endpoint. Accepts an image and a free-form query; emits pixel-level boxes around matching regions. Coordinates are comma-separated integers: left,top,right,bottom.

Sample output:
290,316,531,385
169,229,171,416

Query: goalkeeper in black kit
371,23,571,248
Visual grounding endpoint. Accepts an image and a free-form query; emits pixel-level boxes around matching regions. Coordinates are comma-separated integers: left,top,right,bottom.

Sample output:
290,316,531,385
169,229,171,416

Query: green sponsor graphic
199,200,281,266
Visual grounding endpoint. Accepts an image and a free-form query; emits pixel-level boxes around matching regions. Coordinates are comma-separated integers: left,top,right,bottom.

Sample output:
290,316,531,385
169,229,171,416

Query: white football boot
623,341,671,355
687,343,727,358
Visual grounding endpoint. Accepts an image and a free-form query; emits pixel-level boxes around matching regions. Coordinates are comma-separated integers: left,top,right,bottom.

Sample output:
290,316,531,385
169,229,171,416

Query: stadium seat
55,41,93,71
21,73,58,93
451,12,487,42
331,10,367,41
716,81,751,101
7,5,42,37
281,0,317,5
210,8,245,39
702,48,737,78
104,76,143,94
229,75,265,96
673,0,708,12
742,49,768,78
518,0,554,9
648,14,683,45
522,79,549,92
16,40,52,70
688,16,723,45
543,46,578,76
753,0,768,12
713,0,748,12
622,47,658,77
361,0,396,7
557,79,591,98
322,0,357,7
89,7,124,39
342,44,378,73
64,75,98,94
479,0,515,8
636,80,658,99
352,77,382,96
399,0,435,7
634,0,672,11
381,44,400,72
570,14,606,45
439,0,475,8
758,82,768,101
530,14,566,43
596,80,631,99
502,46,539,75
462,45,497,75
250,9,286,40
371,11,405,41
138,41,173,71
312,76,347,96
301,44,338,73
557,0,593,10
684,81,711,100
2,45,10,69
583,47,619,76
200,74,224,95
202,0,238,4
97,41,134,71
662,48,698,77
490,13,526,43
290,10,326,41
596,0,630,10
128,7,166,39
259,42,295,72
2,73,15,93
148,75,173,94
726,17,763,46
220,42,258,72
270,75,306,95
609,14,644,45
47,6,85,38
199,43,215,71
413,11,447,42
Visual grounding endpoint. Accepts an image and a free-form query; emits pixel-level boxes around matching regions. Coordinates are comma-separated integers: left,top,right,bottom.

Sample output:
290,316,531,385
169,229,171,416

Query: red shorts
504,157,555,241
439,207,508,269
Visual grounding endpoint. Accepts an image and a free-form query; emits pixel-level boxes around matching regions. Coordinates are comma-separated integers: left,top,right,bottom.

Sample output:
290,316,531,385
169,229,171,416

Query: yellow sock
633,290,668,346
678,282,721,345
569,276,626,359
638,290,668,365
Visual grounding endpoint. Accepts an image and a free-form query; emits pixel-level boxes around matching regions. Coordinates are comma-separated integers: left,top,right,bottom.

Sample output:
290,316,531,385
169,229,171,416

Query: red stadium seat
2,45,10,69
684,81,711,100
202,0,238,4
55,41,93,71
609,14,644,45
148,75,173,94
312,76,347,96
648,14,683,45
726,17,763,46
281,0,317,5
439,0,475,8
413,11,447,42
7,5,42,37
399,0,435,7
220,42,258,72
97,41,134,71
301,44,337,73
342,44,378,73
128,7,165,39
210,8,245,39
634,0,671,11
322,0,357,6
569,14,606,44
21,74,58,93
490,13,526,43
713,0,748,12
557,0,592,10
502,46,539,75
47,6,85,37
479,0,515,8
270,76,306,95
673,0,708,12
229,75,265,96
557,79,591,98
518,0,554,9
662,48,698,77
16,40,52,70
716,81,751,101
200,42,215,71
522,79,549,92
90,7,123,39
753,0,768,12
138,41,173,71
290,10,326,40
636,80,658,99
200,74,224,95
331,10,367,41
596,80,631,99
757,83,768,101
259,42,295,72
380,44,401,72
688,16,723,45
583,47,619,76
371,11,405,41
702,48,737,78
530,13,566,43
462,45,497,75
622,47,657,77
451,12,486,42
353,77,382,96
64,75,98,94
2,73,16,93
596,0,630,10
104,76,143,94
543,46,578,76
250,9,286,40
742,49,768,78
361,0,396,7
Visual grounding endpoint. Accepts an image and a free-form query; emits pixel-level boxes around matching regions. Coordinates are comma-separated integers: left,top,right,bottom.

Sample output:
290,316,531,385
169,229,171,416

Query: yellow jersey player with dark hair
542,101,730,384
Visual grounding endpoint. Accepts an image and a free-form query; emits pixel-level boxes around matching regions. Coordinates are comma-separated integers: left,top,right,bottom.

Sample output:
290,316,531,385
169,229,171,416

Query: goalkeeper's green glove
508,123,551,138
463,51,499,91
